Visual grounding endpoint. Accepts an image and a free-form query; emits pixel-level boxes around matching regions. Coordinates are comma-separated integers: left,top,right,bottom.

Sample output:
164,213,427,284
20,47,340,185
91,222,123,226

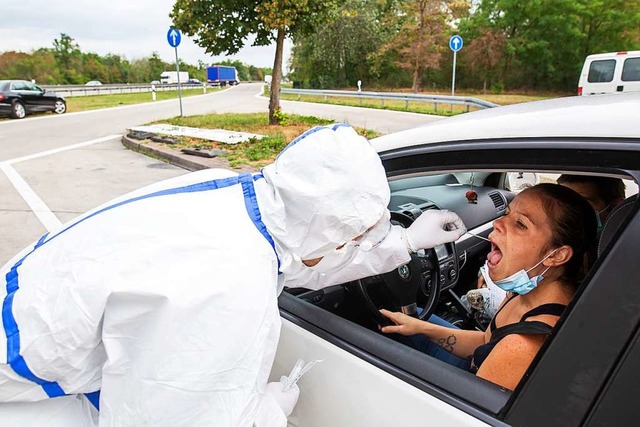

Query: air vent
488,191,507,212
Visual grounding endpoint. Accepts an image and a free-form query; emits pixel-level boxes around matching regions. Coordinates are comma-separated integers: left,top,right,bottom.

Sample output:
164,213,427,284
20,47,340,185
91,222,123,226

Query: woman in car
380,183,597,391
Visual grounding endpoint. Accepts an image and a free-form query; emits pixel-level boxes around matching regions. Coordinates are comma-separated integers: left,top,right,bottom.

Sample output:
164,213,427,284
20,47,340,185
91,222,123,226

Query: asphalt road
0,83,442,265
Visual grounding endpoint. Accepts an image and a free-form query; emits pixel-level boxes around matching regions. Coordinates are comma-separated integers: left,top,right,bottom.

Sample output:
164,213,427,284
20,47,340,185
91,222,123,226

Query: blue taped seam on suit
2,174,279,404
3,248,66,397
239,173,279,270
85,390,100,410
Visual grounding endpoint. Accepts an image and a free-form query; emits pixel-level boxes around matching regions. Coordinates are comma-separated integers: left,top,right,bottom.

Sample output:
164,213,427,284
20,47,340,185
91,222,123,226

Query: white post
357,80,362,92
152,84,157,101
451,51,457,97
175,47,183,117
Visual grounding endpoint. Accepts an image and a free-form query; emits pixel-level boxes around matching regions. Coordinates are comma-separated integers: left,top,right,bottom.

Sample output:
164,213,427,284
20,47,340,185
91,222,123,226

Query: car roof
372,93,640,152
585,50,640,60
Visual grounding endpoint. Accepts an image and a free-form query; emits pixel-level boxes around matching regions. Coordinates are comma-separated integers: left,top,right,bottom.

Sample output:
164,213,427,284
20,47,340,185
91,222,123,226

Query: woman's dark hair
522,183,598,287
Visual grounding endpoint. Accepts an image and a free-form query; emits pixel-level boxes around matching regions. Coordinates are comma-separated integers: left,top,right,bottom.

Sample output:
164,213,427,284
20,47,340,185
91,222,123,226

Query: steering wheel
356,211,441,326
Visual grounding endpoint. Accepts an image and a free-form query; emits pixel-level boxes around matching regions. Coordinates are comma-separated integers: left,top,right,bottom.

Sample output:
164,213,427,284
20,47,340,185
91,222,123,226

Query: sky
0,0,292,69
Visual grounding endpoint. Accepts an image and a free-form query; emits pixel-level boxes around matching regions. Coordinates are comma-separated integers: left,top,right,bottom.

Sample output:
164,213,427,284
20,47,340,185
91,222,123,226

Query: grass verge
153,112,379,169
66,88,218,112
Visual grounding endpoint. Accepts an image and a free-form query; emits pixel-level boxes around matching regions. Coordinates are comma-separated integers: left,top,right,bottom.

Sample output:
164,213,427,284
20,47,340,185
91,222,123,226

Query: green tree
102,54,131,83
380,0,469,93
460,0,640,91
291,0,386,89
576,0,640,58
459,29,506,92
52,33,83,84
171,0,342,124
82,52,109,82
148,52,168,82
130,58,152,83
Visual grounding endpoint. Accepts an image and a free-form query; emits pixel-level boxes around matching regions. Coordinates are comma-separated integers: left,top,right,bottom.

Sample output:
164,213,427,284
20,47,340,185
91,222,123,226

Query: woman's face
487,191,555,281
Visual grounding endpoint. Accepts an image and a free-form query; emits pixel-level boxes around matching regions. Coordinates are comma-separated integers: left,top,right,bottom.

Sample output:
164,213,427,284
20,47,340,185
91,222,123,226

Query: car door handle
617,85,624,92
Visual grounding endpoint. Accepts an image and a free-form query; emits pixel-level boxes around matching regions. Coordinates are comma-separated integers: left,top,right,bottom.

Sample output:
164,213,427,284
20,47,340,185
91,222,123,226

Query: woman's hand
379,309,427,336
477,274,486,288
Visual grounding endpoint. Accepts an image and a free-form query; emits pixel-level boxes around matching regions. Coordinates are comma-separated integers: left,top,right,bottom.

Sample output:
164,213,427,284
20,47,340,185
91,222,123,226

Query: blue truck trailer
206,66,239,86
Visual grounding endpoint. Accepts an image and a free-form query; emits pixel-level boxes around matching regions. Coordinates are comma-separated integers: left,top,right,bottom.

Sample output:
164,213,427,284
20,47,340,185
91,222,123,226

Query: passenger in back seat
557,174,625,234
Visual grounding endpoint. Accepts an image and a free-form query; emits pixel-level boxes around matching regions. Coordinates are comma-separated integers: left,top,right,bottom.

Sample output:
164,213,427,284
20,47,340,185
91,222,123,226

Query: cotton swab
466,232,490,242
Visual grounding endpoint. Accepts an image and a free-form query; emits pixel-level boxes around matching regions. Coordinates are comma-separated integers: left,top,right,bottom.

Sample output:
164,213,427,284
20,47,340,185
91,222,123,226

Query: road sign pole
448,35,463,110
174,46,183,117
167,28,184,117
451,50,457,98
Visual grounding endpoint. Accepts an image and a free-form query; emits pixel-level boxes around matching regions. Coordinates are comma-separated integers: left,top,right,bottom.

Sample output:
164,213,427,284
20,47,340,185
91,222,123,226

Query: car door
9,81,32,111
582,59,618,95
273,137,640,426
10,81,43,113
24,81,53,112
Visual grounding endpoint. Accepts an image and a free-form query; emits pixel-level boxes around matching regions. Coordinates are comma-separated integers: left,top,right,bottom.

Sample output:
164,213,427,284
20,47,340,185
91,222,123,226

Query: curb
122,135,207,171
121,135,258,173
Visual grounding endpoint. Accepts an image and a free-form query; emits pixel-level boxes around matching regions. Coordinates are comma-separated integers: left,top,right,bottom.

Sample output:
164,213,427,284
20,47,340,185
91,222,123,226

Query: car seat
597,195,638,257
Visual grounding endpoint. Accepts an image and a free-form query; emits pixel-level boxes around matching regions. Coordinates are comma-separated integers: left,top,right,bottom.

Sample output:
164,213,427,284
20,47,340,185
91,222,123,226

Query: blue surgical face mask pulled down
479,249,559,295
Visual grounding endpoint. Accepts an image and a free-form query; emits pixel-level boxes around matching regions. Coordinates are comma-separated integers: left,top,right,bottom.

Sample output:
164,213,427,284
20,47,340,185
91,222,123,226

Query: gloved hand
264,378,300,417
402,210,466,252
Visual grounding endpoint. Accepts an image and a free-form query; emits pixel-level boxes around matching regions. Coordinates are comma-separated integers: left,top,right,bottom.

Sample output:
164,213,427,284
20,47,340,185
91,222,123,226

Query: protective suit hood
256,124,390,262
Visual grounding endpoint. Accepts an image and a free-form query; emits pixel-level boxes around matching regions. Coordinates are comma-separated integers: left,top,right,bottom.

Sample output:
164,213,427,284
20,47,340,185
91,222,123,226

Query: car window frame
11,81,29,91
281,136,640,425
587,59,617,83
621,57,640,82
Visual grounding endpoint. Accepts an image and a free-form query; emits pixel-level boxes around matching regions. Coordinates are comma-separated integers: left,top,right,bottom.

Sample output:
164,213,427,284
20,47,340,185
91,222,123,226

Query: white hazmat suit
0,124,465,426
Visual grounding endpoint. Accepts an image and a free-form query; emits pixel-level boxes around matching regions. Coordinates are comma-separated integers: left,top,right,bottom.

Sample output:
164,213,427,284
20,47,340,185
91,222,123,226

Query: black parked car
0,80,67,119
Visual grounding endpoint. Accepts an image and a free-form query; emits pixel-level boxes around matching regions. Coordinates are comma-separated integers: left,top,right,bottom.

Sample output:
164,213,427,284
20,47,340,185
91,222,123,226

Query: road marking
1,134,120,231
5,134,120,165
0,162,62,231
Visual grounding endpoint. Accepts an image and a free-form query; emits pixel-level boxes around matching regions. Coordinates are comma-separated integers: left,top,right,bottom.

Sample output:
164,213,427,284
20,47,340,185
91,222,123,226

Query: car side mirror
506,172,539,193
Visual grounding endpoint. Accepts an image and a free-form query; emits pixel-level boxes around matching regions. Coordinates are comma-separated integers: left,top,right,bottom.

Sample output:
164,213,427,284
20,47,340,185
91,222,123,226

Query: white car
578,51,640,95
85,80,102,86
271,93,640,426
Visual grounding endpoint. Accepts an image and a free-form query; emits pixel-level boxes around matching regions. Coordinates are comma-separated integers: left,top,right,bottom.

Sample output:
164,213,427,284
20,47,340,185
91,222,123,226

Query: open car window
278,135,640,425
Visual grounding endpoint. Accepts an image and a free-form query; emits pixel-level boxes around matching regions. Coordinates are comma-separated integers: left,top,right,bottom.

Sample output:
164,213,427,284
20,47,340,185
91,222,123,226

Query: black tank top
468,295,566,374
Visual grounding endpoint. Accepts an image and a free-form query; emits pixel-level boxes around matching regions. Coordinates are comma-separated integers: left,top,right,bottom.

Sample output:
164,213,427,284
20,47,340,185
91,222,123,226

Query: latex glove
402,210,466,252
265,378,300,417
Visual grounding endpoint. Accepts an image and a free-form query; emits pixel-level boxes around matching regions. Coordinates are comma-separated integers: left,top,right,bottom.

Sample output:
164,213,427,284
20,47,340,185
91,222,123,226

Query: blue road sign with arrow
167,28,181,48
449,35,463,52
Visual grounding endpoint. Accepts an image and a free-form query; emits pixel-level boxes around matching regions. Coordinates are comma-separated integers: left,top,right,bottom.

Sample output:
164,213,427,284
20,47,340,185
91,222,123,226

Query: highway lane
0,83,442,264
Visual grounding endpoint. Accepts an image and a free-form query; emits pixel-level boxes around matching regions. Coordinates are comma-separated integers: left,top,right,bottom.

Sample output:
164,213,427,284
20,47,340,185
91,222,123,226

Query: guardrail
40,83,213,98
279,88,499,111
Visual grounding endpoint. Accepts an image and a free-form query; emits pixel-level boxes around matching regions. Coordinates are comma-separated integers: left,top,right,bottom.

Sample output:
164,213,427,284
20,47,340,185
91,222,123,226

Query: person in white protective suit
0,124,466,427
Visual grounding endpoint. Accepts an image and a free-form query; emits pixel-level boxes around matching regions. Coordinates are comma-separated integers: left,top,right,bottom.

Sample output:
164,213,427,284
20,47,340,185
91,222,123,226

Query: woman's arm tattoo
436,334,457,353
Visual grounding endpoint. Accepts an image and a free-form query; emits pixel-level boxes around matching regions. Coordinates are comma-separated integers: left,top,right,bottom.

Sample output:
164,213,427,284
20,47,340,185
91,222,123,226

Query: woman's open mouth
487,241,503,268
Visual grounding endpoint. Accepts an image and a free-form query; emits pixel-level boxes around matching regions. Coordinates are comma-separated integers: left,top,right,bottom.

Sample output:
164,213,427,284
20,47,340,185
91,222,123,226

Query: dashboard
388,174,515,294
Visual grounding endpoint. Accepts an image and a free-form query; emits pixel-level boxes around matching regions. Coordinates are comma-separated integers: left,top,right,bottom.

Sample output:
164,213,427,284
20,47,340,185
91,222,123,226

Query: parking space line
0,162,62,231
6,134,120,165
1,134,121,231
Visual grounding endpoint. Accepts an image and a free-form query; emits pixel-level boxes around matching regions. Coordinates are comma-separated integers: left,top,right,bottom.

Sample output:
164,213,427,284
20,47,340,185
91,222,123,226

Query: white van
578,51,640,95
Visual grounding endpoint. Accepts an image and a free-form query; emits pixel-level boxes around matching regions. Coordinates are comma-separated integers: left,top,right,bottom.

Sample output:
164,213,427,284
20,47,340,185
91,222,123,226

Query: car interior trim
278,292,512,422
